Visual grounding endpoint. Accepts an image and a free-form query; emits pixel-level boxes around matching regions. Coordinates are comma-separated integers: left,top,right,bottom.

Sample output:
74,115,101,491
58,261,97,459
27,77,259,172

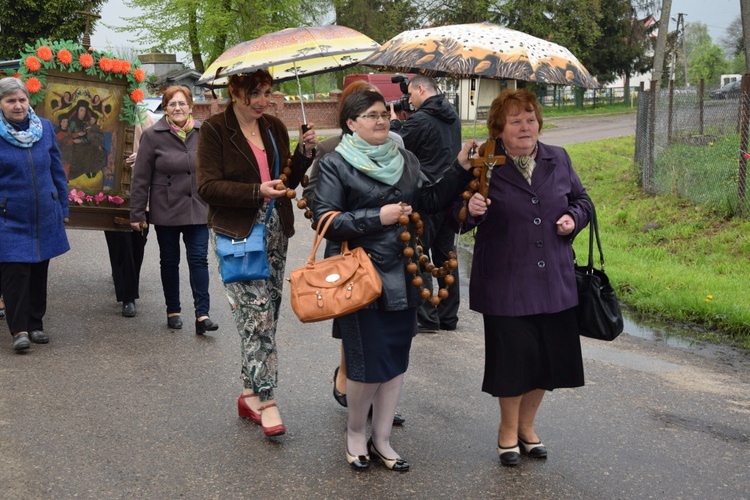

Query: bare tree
652,0,672,91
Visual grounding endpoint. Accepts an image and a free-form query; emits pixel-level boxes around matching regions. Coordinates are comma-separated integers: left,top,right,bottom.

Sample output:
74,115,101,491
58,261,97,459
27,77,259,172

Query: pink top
249,140,271,203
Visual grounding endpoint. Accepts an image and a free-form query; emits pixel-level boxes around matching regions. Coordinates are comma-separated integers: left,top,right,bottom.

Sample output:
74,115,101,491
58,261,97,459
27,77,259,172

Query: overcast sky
90,0,741,62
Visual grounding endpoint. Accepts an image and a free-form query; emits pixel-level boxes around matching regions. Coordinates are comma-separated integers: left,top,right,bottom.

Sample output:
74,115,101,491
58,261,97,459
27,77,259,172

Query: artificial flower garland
15,38,148,126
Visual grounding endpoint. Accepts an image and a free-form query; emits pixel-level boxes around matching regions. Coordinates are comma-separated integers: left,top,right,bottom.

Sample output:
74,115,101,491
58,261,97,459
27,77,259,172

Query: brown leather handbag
289,211,382,323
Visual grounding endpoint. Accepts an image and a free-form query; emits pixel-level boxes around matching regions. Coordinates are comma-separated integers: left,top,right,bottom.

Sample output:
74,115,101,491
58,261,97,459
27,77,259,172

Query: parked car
709,80,741,99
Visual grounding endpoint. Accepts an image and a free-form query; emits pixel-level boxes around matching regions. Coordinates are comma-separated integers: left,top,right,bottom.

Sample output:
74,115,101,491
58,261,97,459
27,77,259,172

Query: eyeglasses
358,112,390,122
167,101,189,109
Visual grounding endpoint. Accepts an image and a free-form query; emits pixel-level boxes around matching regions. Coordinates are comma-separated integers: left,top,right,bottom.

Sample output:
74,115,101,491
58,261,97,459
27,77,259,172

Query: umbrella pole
295,70,309,156
470,77,483,156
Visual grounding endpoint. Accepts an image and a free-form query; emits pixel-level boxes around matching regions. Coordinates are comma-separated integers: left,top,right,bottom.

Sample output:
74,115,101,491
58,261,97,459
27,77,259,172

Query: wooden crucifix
75,0,101,49
471,139,505,199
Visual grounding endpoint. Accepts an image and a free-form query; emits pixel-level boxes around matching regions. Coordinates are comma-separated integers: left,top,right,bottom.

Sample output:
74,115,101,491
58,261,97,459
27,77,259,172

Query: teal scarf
0,106,43,148
335,133,404,186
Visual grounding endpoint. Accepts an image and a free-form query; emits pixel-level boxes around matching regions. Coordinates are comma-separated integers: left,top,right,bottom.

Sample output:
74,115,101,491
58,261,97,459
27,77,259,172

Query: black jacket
390,94,462,184
313,147,473,311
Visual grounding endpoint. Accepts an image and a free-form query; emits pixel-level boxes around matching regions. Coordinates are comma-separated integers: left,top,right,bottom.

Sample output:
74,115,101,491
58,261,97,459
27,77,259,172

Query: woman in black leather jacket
313,89,475,472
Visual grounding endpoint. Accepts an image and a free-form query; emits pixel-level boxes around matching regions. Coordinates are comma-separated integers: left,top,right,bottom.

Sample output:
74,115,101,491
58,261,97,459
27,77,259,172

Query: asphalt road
1,113,748,499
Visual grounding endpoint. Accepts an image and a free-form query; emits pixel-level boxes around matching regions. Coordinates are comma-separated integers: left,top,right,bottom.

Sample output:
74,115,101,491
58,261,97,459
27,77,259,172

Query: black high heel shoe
196,317,219,335
367,438,410,472
333,367,347,407
167,315,183,329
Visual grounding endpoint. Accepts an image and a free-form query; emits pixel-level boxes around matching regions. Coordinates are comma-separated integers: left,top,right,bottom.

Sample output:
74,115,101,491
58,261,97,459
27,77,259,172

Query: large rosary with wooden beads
398,207,458,306
276,157,315,222
282,139,504,306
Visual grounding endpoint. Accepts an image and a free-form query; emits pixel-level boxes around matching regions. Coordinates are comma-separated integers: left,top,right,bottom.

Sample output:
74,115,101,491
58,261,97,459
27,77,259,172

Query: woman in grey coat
130,85,217,335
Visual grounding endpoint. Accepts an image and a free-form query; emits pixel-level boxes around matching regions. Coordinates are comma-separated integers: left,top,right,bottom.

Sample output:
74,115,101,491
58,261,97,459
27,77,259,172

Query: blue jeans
154,224,210,317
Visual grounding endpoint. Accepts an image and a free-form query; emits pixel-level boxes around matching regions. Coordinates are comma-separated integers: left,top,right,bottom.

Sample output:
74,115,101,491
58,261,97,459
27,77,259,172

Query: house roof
154,68,202,86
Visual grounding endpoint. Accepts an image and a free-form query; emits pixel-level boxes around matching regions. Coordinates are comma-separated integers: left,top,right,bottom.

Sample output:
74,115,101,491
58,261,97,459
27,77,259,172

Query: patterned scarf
166,114,195,141
335,133,404,186
0,106,43,148
504,142,539,185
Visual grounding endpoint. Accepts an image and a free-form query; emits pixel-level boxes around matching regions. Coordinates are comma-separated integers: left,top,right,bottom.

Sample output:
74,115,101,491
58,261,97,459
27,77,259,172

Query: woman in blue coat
464,89,592,466
0,77,70,352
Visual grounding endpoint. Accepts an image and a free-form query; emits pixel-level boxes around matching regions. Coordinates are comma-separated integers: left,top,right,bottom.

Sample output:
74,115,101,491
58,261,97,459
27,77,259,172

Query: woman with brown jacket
196,70,317,437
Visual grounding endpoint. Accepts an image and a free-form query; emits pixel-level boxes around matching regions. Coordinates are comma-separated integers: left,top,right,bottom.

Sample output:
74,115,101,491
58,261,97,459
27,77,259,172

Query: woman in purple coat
464,89,592,466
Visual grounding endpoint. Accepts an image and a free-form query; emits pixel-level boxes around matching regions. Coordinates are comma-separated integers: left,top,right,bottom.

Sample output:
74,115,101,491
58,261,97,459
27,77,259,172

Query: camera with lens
387,75,412,113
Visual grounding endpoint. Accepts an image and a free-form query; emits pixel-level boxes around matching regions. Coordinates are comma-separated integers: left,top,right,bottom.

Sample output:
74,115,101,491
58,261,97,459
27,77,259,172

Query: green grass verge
568,137,750,348
299,119,749,349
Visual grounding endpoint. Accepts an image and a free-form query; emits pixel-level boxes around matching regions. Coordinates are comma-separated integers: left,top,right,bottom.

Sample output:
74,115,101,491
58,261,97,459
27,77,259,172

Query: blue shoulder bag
215,128,280,283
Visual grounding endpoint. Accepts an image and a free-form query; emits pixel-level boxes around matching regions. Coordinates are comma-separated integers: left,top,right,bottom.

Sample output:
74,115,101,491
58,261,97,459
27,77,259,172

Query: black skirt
482,308,584,397
337,308,416,383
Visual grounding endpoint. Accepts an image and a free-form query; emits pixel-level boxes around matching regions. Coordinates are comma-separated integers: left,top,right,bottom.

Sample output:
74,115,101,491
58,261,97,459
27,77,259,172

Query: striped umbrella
198,26,380,123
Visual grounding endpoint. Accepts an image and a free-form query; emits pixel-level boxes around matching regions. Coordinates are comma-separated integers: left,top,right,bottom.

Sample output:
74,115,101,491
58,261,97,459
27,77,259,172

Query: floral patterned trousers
211,205,288,403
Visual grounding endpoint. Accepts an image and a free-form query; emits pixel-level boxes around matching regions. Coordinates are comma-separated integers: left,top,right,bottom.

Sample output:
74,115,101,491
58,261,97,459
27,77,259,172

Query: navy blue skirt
336,308,416,383
482,308,584,397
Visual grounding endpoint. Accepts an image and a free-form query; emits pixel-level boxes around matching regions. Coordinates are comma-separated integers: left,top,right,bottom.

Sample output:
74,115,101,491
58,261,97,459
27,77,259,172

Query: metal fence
635,82,749,217
539,86,637,108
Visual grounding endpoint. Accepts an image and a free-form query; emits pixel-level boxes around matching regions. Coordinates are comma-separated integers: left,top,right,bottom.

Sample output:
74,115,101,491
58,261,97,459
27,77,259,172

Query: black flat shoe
345,431,370,471
196,317,219,335
333,367,347,407
29,330,49,344
498,443,521,466
0,306,5,319
122,301,136,318
368,438,410,472
167,315,183,329
12,333,31,352
519,437,548,459
346,449,370,471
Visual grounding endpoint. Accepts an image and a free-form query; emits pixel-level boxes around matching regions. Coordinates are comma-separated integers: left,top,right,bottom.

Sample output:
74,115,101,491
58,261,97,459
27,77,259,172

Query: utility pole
678,13,689,86
742,0,750,72
652,0,672,92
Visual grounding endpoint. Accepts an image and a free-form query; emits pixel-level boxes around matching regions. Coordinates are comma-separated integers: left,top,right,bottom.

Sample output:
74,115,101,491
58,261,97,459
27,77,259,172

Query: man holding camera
390,74,462,333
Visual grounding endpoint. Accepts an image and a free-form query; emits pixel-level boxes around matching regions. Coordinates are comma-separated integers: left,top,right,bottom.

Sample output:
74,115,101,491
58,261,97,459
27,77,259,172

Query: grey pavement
1,113,749,498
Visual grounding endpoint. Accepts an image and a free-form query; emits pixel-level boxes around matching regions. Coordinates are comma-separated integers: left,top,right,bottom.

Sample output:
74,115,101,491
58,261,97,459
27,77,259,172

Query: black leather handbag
574,194,624,341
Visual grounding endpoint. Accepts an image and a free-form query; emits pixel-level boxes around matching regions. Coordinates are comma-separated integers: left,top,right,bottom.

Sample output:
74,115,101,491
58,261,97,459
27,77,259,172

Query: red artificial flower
743,152,750,160
79,53,94,69
24,56,42,72
57,49,73,65
120,61,132,74
36,46,53,62
133,68,145,83
25,77,42,94
111,59,123,74
12,72,21,79
98,57,112,72
130,88,145,103
108,195,125,205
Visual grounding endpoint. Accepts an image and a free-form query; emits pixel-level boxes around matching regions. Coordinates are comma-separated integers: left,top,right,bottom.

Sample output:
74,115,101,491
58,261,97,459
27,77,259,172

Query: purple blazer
467,141,591,317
